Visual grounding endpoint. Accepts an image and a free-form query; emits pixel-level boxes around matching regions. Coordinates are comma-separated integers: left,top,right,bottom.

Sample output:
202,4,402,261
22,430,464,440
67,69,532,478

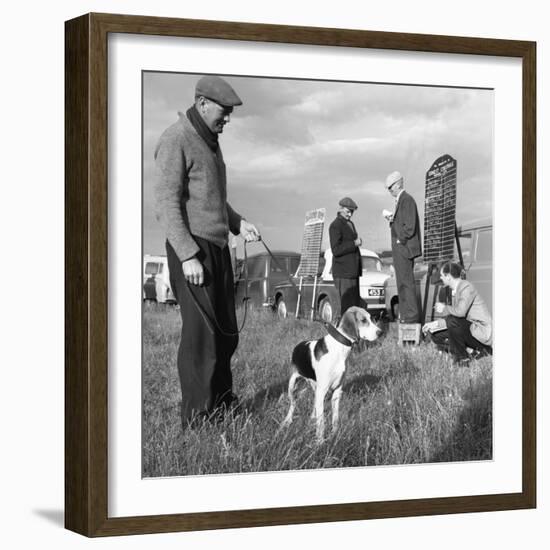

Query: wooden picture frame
65,12,536,537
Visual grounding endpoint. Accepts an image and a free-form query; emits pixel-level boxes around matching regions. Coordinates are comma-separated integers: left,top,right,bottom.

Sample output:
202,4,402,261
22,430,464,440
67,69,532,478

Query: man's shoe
471,349,492,360
453,357,471,367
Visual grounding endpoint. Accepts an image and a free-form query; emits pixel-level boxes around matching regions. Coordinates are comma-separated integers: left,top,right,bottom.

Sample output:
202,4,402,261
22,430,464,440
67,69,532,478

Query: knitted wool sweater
154,112,242,262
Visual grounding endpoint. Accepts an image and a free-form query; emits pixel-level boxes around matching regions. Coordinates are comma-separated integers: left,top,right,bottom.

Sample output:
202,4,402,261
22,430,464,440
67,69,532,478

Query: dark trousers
392,248,419,323
166,237,238,426
334,277,360,317
430,315,493,360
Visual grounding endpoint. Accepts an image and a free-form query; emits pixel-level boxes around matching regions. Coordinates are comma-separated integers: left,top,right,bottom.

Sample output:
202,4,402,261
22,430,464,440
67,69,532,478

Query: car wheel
318,297,334,324
276,297,288,319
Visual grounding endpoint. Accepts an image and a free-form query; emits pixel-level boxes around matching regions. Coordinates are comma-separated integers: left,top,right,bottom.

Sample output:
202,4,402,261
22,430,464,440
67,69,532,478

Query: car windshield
456,232,472,263
476,229,492,262
247,257,267,278
271,257,287,273
289,257,300,276
361,257,381,273
145,262,161,275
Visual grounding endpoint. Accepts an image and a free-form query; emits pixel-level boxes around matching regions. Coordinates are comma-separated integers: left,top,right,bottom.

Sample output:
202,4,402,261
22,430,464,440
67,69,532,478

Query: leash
185,241,250,337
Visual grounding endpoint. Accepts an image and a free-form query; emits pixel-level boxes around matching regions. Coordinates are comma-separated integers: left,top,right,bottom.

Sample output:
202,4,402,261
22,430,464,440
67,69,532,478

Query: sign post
296,208,326,319
422,154,458,323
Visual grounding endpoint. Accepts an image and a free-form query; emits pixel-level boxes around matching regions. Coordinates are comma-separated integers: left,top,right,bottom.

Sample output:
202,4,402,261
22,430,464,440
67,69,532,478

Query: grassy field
142,302,492,477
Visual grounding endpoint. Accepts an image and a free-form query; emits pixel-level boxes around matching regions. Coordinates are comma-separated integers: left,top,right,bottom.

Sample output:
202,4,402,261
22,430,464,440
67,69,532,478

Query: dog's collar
326,323,354,347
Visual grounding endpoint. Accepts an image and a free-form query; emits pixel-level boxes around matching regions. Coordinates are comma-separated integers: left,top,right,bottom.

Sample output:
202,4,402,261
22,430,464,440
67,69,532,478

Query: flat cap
195,75,243,107
385,171,404,189
339,197,358,210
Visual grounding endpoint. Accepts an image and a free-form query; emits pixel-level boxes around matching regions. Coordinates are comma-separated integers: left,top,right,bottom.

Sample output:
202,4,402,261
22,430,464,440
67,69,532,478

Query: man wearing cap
329,197,363,317
154,75,260,428
384,171,422,323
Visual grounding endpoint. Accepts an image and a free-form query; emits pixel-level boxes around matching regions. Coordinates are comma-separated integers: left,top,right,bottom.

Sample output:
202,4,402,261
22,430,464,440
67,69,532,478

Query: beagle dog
282,306,382,442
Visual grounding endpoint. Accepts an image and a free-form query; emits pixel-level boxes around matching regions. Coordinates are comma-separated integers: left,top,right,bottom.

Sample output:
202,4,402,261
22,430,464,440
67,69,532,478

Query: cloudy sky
143,72,493,257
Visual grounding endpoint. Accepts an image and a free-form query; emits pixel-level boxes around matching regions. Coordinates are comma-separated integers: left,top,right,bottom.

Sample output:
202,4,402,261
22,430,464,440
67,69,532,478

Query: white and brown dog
282,306,382,442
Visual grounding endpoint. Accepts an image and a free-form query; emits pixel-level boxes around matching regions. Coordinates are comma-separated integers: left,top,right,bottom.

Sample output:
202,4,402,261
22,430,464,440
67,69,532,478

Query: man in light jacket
423,261,493,366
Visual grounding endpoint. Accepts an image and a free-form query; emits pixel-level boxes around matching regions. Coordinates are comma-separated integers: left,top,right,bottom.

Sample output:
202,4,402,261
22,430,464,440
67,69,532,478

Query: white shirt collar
452,279,463,296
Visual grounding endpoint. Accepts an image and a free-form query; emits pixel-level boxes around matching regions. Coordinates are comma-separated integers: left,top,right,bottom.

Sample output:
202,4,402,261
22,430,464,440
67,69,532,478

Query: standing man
154,75,260,427
384,171,422,323
329,197,363,317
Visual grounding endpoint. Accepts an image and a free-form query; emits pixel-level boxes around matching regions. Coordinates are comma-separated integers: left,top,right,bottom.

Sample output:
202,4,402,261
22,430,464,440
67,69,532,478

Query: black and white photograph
3,0,545,545
142,71,494,477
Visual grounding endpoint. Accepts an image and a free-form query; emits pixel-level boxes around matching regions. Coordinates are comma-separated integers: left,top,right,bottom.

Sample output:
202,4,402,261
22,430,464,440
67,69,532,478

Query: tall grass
142,302,492,477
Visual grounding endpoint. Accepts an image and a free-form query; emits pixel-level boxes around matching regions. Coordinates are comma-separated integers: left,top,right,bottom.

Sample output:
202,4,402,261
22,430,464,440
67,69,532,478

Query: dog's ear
340,308,359,341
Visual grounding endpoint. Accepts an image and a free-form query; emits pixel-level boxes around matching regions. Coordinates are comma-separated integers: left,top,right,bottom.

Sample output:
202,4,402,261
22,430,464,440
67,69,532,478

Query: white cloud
143,72,493,253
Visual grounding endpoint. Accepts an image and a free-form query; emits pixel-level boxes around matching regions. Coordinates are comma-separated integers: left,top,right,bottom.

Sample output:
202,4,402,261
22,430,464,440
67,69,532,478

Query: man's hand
182,257,204,286
354,237,362,247
240,220,261,242
422,321,438,334
434,302,445,314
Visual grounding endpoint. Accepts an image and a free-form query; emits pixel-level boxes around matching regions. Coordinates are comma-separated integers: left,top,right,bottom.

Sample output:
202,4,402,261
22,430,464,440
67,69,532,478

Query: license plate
368,288,383,297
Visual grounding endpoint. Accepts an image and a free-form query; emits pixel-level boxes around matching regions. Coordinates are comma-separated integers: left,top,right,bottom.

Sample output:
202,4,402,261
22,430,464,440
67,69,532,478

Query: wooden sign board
299,208,326,276
423,154,457,262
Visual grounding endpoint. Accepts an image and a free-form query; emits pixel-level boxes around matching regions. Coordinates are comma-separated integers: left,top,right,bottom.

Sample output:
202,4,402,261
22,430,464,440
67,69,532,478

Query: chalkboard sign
423,154,457,262
299,208,326,276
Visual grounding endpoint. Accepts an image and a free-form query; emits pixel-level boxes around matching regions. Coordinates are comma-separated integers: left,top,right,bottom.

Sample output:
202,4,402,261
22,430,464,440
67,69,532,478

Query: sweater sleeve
154,130,199,262
443,283,475,318
226,202,242,236
329,221,357,257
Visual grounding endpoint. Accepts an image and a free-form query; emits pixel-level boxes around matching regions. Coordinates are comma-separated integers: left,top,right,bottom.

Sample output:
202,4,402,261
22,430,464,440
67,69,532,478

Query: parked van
455,218,492,314
143,255,176,304
384,217,493,321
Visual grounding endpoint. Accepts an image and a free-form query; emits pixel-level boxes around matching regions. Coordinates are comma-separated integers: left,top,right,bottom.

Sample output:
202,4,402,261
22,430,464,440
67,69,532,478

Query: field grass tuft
143,303,492,477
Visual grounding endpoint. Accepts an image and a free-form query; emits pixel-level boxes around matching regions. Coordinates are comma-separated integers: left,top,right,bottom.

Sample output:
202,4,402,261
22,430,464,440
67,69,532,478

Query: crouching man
423,261,493,366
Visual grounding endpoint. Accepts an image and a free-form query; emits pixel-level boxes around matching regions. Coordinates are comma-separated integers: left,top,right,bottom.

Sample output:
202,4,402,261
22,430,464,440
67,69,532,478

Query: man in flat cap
329,197,363,317
154,75,260,428
383,171,422,323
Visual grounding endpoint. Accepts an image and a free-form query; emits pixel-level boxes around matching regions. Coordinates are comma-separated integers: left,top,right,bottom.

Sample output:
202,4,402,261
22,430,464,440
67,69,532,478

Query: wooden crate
398,323,421,345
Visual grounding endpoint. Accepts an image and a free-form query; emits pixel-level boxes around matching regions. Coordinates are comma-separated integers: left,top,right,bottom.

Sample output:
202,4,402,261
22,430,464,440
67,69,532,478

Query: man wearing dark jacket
384,171,422,323
329,197,362,317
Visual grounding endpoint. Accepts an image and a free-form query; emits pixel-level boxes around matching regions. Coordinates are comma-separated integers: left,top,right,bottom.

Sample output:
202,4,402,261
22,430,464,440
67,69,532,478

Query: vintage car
233,250,301,309
384,217,493,321
142,255,176,304
273,248,390,323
